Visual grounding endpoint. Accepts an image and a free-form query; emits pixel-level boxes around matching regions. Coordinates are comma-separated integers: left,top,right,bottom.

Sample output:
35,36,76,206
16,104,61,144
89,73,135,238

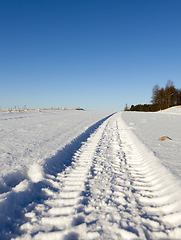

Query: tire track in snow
83,114,146,239
3,112,181,239
15,116,109,240
83,113,181,239
117,116,181,239
0,114,114,240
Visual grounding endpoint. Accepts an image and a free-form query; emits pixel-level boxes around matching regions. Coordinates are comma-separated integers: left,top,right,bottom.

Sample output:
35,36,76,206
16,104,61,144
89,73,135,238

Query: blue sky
0,0,181,111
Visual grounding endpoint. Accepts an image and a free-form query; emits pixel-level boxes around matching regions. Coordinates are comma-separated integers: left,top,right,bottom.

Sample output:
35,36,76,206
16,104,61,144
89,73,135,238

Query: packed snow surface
0,108,181,239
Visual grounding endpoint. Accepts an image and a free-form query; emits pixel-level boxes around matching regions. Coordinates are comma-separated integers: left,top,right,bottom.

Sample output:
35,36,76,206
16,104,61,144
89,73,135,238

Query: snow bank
158,105,181,114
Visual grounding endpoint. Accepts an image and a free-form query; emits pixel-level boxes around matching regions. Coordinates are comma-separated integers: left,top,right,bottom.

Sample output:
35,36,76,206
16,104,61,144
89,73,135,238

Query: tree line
126,80,181,112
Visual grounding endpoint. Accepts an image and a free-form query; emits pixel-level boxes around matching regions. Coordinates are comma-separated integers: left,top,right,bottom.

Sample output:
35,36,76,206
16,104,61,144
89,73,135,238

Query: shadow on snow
0,112,116,240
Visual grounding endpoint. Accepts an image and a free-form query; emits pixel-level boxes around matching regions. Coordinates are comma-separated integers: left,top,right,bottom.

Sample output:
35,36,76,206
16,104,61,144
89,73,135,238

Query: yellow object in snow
159,136,172,141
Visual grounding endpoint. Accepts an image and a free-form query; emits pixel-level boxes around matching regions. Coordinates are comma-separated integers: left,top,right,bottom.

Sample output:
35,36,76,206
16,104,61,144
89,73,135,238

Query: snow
0,110,112,183
0,108,181,239
158,105,181,115
121,106,181,183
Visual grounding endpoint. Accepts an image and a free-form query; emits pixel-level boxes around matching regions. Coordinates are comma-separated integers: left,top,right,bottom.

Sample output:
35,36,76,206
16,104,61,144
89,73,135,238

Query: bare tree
124,104,129,111
165,80,176,108
176,89,181,105
151,84,160,104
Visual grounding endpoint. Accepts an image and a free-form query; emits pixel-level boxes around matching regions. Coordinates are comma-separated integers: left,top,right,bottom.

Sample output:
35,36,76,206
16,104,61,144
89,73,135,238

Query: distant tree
151,80,178,110
176,89,181,105
151,85,165,110
128,80,180,112
124,104,129,111
129,104,153,112
165,80,176,108
151,84,160,104
158,87,167,109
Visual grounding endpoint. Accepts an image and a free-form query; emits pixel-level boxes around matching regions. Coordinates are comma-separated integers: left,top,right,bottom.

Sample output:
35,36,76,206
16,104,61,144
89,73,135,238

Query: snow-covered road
1,111,181,239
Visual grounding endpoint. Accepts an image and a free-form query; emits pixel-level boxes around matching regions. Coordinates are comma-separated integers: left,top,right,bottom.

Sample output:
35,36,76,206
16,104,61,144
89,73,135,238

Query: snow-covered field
0,110,113,183
0,107,181,239
122,106,181,183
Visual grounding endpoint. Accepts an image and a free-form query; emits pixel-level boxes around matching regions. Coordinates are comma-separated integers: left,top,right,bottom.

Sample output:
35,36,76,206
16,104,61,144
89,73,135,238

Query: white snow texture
0,107,181,240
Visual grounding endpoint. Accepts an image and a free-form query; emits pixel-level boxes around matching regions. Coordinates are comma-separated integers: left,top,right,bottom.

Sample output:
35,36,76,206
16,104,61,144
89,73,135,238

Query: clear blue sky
1,0,181,111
